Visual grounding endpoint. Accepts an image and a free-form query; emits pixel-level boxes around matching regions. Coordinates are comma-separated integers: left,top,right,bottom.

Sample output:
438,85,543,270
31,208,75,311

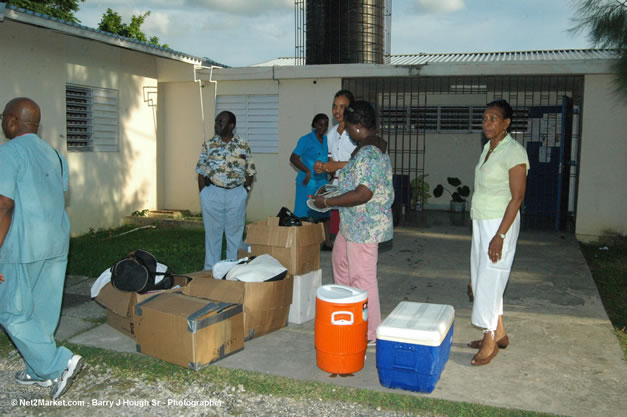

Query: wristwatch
497,233,506,239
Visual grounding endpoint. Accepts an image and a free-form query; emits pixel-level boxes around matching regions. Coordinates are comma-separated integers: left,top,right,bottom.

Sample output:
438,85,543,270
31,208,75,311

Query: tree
6,0,84,23
98,9,168,49
570,0,627,96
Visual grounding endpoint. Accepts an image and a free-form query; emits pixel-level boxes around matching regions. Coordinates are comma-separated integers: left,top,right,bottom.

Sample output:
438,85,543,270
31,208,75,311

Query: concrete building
1,3,625,241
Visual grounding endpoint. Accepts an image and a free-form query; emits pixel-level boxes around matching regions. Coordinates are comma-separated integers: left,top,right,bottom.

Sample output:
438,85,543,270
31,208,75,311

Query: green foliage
6,0,84,23
579,235,627,360
434,177,471,202
97,8,169,48
570,0,627,97
410,174,431,208
131,209,149,217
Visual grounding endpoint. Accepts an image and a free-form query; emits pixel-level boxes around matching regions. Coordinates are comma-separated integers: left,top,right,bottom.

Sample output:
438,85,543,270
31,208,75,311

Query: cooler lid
316,284,367,304
376,302,455,346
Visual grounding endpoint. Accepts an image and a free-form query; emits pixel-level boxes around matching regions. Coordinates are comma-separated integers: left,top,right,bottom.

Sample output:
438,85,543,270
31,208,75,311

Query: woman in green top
468,99,530,366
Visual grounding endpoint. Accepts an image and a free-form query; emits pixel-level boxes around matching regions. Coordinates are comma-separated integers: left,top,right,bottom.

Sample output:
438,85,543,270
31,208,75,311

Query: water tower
295,0,391,65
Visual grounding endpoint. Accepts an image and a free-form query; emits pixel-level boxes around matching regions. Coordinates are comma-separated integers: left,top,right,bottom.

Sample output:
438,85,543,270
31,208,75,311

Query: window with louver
66,85,119,152
215,95,279,154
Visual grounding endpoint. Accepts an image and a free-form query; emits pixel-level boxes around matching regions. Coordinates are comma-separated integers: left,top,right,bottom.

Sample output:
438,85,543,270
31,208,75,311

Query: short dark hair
334,89,354,104
344,100,377,130
311,113,329,127
222,110,236,127
486,99,513,130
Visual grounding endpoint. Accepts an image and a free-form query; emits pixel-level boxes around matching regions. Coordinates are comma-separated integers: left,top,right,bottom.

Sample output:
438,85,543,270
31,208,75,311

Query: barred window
383,105,528,133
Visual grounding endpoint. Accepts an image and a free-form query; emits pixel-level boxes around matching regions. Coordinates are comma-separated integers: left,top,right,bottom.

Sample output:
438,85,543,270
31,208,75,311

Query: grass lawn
67,224,206,277
579,236,627,360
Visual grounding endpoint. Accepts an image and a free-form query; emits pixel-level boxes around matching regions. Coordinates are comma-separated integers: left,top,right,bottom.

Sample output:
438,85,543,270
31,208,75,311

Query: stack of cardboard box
95,216,325,369
244,217,325,325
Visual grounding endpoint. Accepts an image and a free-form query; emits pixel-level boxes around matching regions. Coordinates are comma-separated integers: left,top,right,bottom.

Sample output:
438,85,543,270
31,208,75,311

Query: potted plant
410,174,431,211
433,177,470,213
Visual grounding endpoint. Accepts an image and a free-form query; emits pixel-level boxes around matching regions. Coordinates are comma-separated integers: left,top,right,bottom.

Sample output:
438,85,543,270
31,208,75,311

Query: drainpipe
194,65,220,140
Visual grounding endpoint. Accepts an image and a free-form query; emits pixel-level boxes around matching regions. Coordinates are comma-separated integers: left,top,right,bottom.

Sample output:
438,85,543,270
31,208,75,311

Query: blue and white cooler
376,301,455,393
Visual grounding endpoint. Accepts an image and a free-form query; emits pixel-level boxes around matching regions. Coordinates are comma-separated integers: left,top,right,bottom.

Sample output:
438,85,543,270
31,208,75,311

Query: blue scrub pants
0,255,73,381
200,184,248,270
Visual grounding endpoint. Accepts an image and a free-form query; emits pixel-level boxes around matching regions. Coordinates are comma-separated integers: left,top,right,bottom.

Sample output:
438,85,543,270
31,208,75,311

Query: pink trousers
332,231,381,340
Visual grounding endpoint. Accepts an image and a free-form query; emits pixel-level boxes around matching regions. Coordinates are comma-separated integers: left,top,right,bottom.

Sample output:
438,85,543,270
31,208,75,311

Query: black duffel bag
110,249,173,293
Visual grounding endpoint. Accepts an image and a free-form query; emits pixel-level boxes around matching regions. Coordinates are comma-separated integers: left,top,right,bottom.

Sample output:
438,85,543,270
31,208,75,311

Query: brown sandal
467,335,509,349
471,344,499,366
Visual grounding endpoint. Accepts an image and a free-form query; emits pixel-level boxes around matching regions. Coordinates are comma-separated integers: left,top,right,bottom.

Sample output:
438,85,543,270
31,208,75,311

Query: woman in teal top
468,99,530,366
290,113,330,219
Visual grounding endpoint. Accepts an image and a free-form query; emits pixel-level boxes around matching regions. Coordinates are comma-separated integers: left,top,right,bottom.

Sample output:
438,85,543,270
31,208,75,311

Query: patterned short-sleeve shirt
338,145,394,244
196,135,257,188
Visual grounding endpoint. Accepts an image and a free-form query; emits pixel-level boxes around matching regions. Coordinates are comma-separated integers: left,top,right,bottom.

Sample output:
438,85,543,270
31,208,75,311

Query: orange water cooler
315,285,368,374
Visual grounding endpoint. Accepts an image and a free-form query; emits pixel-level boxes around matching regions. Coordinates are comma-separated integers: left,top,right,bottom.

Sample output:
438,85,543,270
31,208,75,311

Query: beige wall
0,21,177,235
576,74,627,241
159,77,342,221
256,77,341,220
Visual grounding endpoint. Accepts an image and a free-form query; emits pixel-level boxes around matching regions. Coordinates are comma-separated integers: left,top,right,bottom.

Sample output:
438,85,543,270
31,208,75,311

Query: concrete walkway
62,216,625,417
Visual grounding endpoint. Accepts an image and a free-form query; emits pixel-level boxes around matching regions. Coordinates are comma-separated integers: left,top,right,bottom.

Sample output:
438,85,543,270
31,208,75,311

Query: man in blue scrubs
0,98,83,400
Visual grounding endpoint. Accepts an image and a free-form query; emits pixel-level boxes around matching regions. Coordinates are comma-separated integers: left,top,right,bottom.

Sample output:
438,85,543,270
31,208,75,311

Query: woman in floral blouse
313,101,394,342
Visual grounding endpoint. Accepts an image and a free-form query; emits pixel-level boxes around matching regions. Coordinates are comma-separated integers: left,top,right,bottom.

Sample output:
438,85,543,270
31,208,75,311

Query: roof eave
1,4,205,66
202,58,614,81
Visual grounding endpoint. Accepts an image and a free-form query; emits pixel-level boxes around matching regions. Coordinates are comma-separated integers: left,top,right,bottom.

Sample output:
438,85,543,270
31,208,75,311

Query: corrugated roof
253,49,617,67
0,3,226,67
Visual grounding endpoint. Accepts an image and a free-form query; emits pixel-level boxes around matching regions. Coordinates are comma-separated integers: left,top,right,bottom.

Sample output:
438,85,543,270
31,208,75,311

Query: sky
75,0,593,67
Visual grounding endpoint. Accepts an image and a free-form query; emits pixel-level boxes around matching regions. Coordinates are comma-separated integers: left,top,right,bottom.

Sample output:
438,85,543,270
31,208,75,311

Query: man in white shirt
314,90,355,241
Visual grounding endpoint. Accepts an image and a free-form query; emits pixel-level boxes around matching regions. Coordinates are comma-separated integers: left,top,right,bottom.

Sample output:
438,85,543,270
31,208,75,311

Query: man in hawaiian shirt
196,111,256,271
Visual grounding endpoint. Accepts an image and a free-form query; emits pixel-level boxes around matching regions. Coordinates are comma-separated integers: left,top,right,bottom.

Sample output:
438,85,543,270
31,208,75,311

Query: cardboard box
183,270,293,340
135,292,244,370
106,310,133,338
245,217,325,275
288,269,322,325
95,276,189,338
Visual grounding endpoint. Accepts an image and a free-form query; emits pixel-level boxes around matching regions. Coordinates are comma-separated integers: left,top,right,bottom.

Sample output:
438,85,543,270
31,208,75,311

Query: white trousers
470,212,520,331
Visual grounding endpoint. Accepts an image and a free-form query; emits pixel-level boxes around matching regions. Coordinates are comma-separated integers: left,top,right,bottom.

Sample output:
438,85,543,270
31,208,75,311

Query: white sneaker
15,371,53,387
50,355,83,400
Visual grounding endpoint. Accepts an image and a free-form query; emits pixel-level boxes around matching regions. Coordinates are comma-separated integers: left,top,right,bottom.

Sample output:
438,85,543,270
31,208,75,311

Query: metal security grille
344,75,584,230
343,77,426,225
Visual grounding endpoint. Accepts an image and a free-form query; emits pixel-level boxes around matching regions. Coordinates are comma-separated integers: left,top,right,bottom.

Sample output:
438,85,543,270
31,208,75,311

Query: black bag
277,207,302,227
110,249,174,293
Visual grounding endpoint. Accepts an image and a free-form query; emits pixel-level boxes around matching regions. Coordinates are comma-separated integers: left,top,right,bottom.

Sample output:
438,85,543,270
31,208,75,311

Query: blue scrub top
0,133,70,263
293,130,329,183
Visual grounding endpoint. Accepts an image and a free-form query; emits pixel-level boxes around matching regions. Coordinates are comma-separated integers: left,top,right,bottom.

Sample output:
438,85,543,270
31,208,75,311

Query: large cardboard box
184,271,293,340
288,269,322,325
135,292,244,370
95,276,189,338
245,217,325,275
